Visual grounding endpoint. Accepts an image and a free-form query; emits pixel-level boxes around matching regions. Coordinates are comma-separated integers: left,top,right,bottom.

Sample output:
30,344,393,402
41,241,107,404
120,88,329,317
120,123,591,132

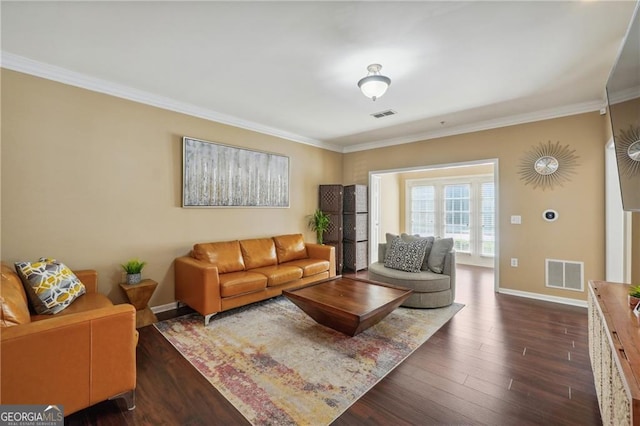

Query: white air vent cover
546,259,584,292
371,110,396,118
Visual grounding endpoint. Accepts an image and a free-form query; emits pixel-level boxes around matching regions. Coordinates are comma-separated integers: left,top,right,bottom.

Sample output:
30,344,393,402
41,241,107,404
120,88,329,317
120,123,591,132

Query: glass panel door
480,181,495,257
444,184,470,253
410,185,435,236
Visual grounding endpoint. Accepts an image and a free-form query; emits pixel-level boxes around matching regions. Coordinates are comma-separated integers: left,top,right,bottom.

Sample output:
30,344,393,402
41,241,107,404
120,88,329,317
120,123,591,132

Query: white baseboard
498,288,588,308
151,302,180,314
152,290,587,313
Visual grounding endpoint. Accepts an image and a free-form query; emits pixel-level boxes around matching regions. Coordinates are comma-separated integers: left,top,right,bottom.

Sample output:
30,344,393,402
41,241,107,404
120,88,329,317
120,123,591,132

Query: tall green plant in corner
308,209,331,244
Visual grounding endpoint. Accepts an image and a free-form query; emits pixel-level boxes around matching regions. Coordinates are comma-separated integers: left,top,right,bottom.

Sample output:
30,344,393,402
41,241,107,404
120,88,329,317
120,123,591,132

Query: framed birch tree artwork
182,137,290,207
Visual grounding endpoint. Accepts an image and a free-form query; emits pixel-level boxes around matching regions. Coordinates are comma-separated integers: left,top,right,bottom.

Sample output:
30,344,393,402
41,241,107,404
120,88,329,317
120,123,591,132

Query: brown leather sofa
0,263,137,416
175,233,336,325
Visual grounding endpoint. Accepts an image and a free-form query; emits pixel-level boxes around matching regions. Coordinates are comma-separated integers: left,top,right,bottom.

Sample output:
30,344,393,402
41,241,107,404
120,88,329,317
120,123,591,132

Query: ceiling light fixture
357,64,391,101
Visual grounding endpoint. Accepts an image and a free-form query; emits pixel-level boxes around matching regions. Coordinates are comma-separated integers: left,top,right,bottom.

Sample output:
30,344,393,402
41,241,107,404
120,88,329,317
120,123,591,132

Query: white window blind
444,184,471,253
480,182,495,257
410,185,435,236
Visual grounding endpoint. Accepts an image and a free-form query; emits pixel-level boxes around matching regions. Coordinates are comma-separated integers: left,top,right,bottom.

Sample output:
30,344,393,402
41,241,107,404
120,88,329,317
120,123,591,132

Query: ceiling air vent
370,110,396,118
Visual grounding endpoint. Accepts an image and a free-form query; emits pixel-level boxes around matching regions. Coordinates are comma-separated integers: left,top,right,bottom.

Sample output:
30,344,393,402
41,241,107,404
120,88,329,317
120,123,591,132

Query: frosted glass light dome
357,64,391,101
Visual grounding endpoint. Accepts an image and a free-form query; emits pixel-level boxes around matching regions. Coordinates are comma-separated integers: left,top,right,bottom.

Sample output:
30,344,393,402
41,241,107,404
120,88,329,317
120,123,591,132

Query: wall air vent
546,259,584,292
370,110,396,118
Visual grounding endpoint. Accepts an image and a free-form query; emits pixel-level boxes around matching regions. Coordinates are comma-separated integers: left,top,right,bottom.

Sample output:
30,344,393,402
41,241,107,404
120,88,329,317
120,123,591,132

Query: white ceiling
1,1,637,152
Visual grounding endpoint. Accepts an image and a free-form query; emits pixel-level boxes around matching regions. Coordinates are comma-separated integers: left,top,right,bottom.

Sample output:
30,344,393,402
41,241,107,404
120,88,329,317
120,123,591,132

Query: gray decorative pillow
15,258,86,314
427,237,454,273
384,236,429,273
400,233,435,270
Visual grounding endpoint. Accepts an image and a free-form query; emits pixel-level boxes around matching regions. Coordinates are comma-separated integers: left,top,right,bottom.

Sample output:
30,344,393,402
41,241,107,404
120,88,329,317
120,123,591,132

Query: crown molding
2,51,609,156
1,51,344,153
343,99,606,153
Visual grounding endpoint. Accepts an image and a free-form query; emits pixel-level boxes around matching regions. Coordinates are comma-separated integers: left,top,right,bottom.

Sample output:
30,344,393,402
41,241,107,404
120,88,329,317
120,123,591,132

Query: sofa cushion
192,240,245,273
14,259,86,315
385,232,398,245
368,262,451,292
250,265,303,287
428,237,454,273
283,258,329,277
384,236,429,273
30,292,114,322
1,264,31,327
219,271,268,297
240,238,278,269
273,234,308,263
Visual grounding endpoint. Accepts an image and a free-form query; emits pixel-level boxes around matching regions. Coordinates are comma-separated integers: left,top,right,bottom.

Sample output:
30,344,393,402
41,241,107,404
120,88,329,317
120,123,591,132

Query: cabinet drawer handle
619,348,628,361
612,331,621,345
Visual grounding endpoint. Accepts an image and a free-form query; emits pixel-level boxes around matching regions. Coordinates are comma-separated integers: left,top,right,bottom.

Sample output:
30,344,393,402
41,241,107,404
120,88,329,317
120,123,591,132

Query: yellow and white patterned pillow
14,258,86,314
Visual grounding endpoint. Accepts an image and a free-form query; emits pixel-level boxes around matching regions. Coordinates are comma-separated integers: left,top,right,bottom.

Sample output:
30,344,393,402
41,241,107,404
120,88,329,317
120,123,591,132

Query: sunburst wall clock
615,125,640,177
518,140,579,190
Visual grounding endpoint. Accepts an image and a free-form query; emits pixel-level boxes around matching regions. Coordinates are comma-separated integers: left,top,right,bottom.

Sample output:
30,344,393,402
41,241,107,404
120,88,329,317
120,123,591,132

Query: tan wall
1,70,343,307
378,173,400,241
603,109,613,142
344,113,608,301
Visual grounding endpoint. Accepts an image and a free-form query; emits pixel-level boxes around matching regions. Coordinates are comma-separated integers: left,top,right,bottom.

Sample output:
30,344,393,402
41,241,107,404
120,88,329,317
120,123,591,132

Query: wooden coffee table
283,276,412,336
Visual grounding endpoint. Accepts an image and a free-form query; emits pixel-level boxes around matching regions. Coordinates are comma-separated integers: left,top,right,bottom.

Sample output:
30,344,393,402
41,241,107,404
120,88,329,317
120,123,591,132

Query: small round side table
120,278,158,328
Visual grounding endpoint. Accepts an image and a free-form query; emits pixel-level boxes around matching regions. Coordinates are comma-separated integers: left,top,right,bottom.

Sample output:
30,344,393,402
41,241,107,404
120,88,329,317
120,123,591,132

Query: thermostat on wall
542,209,559,222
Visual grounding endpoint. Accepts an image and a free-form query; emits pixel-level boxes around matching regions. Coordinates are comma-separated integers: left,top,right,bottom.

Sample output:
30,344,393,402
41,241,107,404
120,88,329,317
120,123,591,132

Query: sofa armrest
174,256,222,317
305,243,336,277
74,269,98,293
378,243,387,262
443,250,456,291
0,304,136,415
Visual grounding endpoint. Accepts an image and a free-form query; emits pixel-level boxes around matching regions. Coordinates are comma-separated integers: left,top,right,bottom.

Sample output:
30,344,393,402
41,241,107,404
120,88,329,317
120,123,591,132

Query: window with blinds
444,184,471,253
480,182,495,257
410,185,435,236
406,176,495,262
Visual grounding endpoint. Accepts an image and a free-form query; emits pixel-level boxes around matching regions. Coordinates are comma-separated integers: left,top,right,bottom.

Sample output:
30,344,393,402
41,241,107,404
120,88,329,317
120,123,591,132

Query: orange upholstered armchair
0,263,137,416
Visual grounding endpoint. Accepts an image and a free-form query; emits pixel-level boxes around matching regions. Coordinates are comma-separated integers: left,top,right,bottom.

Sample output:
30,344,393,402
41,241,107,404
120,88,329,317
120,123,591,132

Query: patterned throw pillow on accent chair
14,258,86,314
383,236,429,273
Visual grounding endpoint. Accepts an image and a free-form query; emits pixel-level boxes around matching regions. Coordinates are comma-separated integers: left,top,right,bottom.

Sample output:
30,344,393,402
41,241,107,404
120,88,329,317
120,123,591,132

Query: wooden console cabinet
588,280,640,425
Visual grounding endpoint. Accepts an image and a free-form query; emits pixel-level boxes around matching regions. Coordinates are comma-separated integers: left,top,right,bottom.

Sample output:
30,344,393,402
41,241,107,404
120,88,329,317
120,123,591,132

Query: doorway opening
368,159,499,291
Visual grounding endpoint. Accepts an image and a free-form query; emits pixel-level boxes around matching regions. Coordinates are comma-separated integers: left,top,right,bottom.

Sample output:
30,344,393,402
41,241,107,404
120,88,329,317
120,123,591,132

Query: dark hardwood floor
66,265,601,425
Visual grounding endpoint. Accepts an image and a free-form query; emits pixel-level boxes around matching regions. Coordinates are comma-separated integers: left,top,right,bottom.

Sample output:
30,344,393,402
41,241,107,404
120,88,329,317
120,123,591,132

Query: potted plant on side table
308,209,331,244
629,285,640,308
121,258,146,285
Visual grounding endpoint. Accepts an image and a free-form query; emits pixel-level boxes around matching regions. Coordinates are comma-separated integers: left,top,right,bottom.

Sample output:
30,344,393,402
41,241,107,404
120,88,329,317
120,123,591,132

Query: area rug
155,297,463,425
